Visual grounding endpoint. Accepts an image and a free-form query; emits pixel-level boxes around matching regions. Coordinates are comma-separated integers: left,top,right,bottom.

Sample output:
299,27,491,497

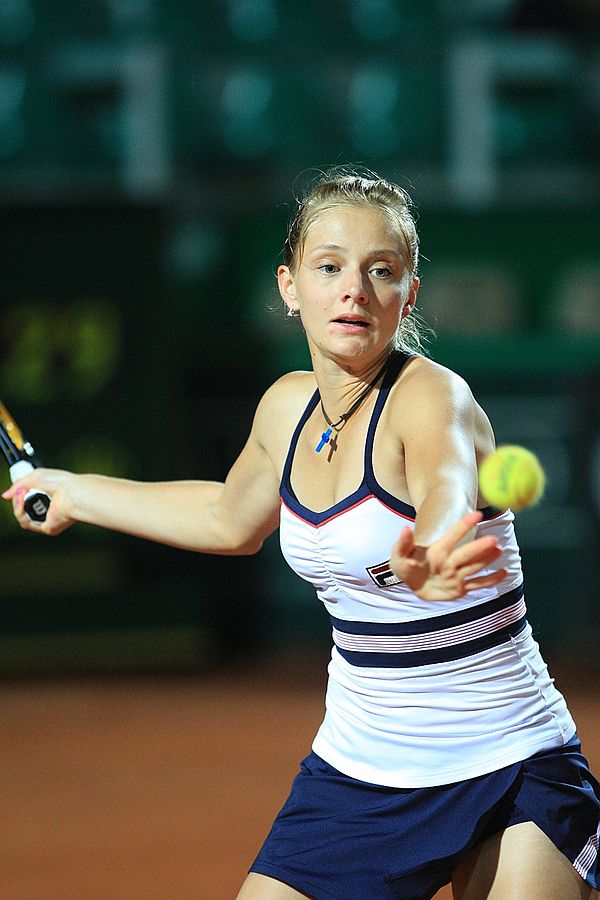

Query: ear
277,265,299,314
401,276,420,318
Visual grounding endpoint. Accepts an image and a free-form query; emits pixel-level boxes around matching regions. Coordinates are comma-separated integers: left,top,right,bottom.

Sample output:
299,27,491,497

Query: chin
309,330,391,363
328,340,391,369
330,338,374,358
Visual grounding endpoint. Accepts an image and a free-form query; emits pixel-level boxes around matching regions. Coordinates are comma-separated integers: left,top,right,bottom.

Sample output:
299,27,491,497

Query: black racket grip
24,490,51,524
9,461,51,524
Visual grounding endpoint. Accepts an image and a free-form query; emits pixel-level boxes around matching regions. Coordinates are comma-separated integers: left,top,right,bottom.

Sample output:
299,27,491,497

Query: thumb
393,525,415,559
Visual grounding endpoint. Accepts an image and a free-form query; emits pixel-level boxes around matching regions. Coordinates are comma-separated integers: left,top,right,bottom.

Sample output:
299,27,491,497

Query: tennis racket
0,400,50,523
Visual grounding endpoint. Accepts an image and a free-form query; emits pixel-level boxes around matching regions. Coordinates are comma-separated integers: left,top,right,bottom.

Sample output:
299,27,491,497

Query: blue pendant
315,428,332,453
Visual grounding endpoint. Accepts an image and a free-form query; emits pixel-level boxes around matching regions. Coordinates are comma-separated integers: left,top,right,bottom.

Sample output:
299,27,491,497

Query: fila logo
366,560,402,588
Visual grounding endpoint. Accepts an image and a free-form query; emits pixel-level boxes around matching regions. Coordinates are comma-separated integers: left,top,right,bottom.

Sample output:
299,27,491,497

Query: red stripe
372,496,416,522
281,494,416,528
370,564,392,575
281,494,375,528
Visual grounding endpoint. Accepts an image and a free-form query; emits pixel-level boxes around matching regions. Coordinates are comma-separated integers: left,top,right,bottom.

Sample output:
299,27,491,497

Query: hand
390,511,507,601
2,468,77,536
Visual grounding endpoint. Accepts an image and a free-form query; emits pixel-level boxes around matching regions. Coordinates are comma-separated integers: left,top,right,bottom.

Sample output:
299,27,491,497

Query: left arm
403,364,479,546
389,362,505,600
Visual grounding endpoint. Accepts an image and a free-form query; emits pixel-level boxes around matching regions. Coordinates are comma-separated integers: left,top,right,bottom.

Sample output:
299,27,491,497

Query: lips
332,315,370,328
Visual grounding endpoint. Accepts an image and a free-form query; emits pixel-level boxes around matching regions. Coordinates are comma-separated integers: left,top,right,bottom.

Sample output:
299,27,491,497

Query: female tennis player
5,171,599,899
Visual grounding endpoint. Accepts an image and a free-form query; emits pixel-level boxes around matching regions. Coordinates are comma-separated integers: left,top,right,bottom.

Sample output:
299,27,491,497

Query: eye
370,266,393,278
317,263,340,274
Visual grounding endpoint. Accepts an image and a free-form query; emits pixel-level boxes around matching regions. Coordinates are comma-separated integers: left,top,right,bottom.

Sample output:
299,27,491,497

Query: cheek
298,280,331,311
379,288,403,314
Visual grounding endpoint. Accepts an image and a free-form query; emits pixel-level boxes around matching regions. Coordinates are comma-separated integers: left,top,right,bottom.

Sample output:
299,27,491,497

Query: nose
341,268,369,305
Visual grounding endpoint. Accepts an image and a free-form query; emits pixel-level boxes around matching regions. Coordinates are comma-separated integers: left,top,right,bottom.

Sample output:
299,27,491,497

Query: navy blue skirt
250,736,600,900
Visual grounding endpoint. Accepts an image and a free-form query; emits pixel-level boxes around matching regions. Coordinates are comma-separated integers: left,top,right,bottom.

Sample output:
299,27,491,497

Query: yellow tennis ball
479,445,545,511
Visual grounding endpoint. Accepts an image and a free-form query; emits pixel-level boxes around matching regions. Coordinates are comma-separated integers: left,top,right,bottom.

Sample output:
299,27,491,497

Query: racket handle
23,490,51,523
9,459,51,524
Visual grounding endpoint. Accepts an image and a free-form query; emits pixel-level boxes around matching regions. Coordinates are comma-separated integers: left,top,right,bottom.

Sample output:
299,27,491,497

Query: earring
287,308,300,317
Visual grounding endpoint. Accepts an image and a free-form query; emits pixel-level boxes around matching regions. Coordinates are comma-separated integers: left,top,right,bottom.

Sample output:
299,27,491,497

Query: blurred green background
1,0,599,676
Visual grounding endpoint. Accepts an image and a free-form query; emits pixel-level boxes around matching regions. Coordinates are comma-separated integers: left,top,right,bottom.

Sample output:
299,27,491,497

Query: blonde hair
283,169,431,354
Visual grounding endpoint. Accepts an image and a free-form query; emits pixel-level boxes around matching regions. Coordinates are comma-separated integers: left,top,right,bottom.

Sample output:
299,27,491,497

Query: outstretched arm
3,390,282,556
389,362,506,600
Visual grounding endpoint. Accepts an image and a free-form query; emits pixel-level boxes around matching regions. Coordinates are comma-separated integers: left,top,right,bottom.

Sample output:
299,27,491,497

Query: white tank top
279,352,576,787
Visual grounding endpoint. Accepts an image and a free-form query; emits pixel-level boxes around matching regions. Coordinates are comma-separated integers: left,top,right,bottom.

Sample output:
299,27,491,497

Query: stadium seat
421,262,524,335
546,264,600,334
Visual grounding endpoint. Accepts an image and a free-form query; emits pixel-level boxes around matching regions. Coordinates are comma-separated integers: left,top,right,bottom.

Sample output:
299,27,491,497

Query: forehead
303,203,399,251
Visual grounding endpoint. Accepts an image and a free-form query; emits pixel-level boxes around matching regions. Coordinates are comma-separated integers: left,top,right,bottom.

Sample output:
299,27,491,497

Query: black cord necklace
315,354,394,453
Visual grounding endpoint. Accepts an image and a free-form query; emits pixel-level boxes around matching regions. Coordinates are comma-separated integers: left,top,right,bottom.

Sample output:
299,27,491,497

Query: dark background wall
1,0,599,675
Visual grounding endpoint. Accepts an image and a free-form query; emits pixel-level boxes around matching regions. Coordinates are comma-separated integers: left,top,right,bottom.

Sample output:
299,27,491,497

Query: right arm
3,387,285,556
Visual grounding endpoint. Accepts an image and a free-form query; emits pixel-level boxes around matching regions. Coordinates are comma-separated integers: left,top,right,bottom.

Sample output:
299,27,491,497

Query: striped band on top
330,585,527,668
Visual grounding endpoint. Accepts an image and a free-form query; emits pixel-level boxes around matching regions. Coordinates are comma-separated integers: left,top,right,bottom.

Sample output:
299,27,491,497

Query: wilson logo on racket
0,400,50,524
366,561,402,588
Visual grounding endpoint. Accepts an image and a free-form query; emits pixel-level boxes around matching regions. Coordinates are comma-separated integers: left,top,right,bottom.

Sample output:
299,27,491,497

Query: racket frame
0,402,51,523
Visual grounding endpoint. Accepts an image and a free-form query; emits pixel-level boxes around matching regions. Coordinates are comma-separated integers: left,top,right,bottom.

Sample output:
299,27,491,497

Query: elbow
239,540,264,556
208,536,265,557
417,479,475,511
228,537,264,556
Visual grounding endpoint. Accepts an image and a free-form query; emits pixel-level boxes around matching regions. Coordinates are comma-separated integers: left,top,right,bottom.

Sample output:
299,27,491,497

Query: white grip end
9,459,35,482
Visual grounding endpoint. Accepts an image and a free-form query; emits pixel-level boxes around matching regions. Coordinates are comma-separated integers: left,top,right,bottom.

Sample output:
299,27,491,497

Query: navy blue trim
281,482,374,527
362,354,498,522
330,584,526,668
480,505,499,520
279,351,498,525
279,386,319,509
334,617,528,668
364,352,416,519
280,352,413,524
330,584,524,637
278,378,374,525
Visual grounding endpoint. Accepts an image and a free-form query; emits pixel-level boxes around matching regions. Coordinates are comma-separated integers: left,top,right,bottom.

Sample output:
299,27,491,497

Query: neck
312,348,395,414
313,350,396,454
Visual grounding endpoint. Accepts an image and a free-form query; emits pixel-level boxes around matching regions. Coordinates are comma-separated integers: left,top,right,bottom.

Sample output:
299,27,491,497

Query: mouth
332,315,370,329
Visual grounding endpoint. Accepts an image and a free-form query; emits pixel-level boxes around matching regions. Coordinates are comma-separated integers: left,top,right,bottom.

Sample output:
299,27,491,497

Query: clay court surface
3,661,599,900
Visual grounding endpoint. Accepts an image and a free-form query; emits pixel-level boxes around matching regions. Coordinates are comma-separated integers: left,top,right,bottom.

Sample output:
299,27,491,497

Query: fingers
422,524,505,599
2,483,26,502
6,485,26,515
444,532,505,598
463,569,508,592
3,484,25,504
394,525,415,559
390,527,429,592
445,535,502,588
391,513,509,600
3,470,58,532
6,485,41,530
450,535,502,569
458,560,498,579
3,470,47,508
434,511,483,555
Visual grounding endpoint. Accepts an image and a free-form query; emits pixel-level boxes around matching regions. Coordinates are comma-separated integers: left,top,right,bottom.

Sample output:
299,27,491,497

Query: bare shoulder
395,355,476,409
392,354,495,448
252,370,316,459
256,370,316,421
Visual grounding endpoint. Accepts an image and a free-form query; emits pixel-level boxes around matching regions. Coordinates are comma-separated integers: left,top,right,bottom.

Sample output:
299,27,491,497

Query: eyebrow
309,244,401,258
310,243,344,252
